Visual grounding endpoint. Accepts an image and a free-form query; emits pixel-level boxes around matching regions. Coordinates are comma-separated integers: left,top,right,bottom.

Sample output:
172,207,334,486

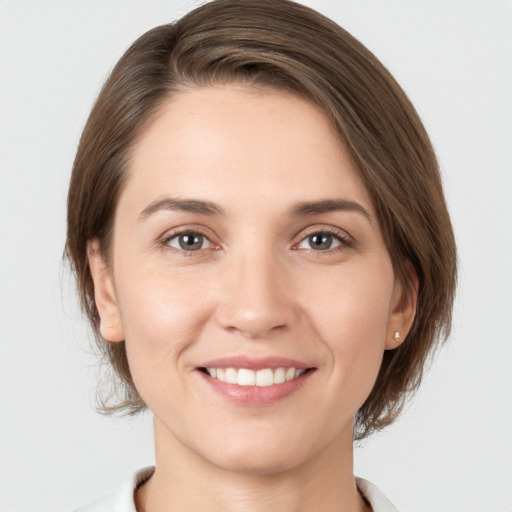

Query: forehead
121,84,373,217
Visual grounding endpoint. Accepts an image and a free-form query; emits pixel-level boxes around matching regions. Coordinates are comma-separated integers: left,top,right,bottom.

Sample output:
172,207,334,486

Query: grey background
1,0,511,510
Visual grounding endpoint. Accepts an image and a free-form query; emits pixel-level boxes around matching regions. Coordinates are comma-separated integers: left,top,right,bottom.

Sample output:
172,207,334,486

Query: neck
136,417,370,512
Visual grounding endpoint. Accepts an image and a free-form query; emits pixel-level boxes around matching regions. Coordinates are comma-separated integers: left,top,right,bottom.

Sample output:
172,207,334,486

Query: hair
66,0,457,439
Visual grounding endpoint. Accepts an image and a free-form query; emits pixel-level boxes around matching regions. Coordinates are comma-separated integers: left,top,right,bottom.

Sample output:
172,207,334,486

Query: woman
66,0,456,510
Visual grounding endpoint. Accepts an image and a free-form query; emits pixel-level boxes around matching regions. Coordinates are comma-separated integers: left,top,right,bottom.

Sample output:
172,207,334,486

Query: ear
87,239,124,343
385,262,419,350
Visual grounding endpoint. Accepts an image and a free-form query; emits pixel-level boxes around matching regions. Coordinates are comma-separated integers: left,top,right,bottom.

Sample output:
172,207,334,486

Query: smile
203,367,306,386
197,357,315,406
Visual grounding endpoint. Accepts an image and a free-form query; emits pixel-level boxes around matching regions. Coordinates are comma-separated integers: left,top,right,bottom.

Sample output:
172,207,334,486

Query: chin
210,446,307,476
193,427,321,476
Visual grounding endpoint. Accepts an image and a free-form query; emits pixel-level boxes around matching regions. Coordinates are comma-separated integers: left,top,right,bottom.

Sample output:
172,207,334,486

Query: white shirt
72,466,400,512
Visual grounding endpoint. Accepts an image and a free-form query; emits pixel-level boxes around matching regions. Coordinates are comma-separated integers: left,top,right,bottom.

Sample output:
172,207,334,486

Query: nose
214,248,298,339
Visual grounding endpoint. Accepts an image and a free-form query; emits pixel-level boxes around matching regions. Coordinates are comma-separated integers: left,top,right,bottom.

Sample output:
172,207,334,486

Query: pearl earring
393,331,401,342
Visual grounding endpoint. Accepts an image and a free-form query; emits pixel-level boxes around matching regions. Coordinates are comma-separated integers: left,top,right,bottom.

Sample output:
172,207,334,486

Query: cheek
115,271,216,420
306,263,394,386
309,262,394,337
114,263,214,376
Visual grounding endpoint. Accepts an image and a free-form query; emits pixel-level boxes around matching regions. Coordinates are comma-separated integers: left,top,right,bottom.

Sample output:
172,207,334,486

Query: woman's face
90,85,410,474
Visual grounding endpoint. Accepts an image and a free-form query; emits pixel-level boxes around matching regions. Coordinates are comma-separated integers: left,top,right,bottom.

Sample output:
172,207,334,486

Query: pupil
180,233,202,250
310,233,332,250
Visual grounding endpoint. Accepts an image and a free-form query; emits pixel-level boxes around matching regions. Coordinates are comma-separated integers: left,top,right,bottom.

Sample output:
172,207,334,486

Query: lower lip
197,370,314,407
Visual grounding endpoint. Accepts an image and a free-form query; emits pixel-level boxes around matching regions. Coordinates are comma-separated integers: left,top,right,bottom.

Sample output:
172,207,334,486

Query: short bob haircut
66,0,456,440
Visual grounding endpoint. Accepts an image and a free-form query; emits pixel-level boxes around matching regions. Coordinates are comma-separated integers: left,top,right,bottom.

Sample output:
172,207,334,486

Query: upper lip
198,356,313,371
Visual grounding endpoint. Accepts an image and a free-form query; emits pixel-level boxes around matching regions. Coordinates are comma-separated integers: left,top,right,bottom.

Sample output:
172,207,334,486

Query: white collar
356,477,401,511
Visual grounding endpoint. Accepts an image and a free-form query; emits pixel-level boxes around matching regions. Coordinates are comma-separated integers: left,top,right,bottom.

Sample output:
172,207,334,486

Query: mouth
196,357,316,406
199,366,311,386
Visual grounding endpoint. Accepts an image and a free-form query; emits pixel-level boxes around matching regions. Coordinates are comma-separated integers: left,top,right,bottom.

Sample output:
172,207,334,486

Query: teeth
205,367,307,386
225,367,237,384
256,368,273,387
237,368,255,386
274,367,285,384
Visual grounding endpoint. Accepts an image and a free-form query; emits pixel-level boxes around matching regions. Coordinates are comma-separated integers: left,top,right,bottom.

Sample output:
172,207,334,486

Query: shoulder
70,466,155,512
356,477,402,512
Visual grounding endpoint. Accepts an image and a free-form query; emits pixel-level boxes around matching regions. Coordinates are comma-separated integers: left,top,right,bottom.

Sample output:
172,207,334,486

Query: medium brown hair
66,0,457,439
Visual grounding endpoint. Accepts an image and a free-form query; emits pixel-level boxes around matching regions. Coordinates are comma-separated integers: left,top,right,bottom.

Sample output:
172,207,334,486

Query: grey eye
168,232,212,251
298,233,342,251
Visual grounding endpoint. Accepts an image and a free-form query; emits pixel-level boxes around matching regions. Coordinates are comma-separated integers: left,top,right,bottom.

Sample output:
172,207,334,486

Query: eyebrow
140,197,225,219
288,199,372,222
139,196,372,222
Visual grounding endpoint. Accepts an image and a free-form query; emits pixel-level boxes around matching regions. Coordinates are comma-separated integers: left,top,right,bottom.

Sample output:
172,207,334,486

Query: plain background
1,0,511,511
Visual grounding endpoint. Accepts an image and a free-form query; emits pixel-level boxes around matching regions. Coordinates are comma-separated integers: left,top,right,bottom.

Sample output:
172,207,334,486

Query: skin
88,84,416,512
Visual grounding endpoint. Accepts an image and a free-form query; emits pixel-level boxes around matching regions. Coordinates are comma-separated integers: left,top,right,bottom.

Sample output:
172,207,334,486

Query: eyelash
160,228,218,258
295,227,355,255
159,226,355,257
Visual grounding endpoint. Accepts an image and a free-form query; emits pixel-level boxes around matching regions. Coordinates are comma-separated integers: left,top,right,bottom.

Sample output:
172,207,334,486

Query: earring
393,331,401,342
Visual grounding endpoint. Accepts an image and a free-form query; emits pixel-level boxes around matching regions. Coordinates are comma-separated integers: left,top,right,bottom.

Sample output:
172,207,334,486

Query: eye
296,230,347,251
166,231,213,251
